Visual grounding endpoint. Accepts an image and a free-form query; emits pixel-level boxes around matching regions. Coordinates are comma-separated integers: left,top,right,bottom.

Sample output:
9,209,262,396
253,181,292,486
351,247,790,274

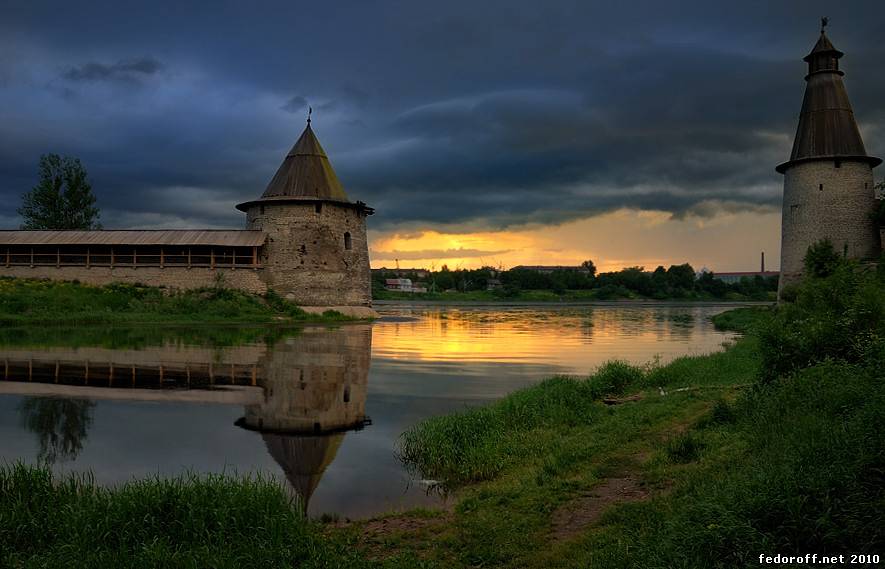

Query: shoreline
374,298,773,308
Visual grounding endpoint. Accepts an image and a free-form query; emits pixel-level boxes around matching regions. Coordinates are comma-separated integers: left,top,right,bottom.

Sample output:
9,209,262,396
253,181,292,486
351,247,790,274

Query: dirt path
549,476,651,542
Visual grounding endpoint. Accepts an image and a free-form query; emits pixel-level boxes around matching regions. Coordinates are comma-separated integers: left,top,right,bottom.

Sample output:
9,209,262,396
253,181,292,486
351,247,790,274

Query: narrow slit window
344,232,352,250
259,205,265,215
315,203,322,214
819,184,823,191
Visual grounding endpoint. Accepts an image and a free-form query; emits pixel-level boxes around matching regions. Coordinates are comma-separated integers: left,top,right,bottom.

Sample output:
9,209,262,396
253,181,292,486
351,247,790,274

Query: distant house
385,278,412,291
486,278,503,290
384,278,427,293
511,265,592,274
713,271,780,284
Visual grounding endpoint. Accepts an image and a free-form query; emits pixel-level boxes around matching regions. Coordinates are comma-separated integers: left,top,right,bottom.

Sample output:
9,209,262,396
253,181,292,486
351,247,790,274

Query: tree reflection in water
19,397,95,464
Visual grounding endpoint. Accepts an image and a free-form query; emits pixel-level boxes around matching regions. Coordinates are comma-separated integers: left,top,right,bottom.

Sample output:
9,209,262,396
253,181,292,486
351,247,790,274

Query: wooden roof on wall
0,230,266,247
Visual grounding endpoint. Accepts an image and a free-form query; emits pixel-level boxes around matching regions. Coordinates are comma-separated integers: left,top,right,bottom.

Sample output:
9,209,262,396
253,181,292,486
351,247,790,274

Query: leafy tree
19,397,95,463
803,239,841,278
18,154,101,230
581,259,597,278
667,263,696,292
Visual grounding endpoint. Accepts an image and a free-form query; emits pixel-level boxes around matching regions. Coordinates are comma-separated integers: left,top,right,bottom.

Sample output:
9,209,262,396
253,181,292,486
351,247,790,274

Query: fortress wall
0,265,267,295
246,202,371,306
779,160,880,293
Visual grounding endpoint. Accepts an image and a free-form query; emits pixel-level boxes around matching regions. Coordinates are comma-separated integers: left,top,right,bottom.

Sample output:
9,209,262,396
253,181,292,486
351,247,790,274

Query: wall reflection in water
0,324,372,511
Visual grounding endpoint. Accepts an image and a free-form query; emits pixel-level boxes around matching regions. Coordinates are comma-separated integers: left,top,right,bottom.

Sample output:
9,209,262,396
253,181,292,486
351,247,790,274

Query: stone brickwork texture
246,201,372,306
0,265,267,294
779,159,881,293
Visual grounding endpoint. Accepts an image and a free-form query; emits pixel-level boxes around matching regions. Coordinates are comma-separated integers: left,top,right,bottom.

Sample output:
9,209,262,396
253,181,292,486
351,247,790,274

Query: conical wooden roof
262,123,350,202
262,432,344,512
777,30,881,172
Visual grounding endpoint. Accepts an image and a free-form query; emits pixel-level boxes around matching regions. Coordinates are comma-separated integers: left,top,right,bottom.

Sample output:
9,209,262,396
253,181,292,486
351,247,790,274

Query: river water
0,303,740,518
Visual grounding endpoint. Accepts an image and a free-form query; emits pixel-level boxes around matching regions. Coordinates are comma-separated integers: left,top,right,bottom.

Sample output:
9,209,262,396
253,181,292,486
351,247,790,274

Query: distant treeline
372,263,778,301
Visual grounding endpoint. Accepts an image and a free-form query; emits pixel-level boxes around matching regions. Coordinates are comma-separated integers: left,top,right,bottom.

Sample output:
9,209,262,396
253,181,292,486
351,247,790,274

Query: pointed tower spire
259,120,350,202
776,22,882,297
776,22,881,172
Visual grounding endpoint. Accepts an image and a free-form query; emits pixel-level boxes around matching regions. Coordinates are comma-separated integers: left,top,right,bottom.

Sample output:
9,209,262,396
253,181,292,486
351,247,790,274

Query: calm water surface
0,303,741,518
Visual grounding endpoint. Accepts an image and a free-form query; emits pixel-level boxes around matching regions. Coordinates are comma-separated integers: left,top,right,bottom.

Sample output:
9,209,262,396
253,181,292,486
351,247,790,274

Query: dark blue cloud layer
1,1,883,230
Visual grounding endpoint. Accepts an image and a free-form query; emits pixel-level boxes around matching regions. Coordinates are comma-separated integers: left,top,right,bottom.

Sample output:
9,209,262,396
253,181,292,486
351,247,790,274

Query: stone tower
237,119,374,308
777,23,881,295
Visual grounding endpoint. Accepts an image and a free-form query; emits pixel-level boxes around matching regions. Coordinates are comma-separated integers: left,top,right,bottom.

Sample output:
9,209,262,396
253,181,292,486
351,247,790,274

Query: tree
803,239,841,278
581,259,597,278
19,397,95,464
18,154,101,230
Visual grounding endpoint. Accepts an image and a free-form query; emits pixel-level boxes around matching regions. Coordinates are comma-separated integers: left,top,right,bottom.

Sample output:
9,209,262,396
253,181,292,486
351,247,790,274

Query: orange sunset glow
369,206,781,273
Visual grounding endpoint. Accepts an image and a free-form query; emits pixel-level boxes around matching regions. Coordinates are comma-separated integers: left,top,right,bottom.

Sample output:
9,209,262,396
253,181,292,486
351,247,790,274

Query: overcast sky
2,1,884,270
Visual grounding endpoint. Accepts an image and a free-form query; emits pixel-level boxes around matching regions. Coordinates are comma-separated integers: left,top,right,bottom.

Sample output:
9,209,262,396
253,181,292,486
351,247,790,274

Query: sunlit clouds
370,207,781,272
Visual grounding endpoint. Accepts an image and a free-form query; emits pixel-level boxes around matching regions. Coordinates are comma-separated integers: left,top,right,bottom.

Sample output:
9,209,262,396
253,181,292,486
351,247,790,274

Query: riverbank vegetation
2,253,882,567
0,277,356,325
0,465,389,569
373,263,778,302
387,254,884,567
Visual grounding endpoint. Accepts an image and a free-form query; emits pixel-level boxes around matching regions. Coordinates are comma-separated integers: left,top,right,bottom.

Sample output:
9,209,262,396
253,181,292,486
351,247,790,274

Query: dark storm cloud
281,95,308,114
371,247,512,261
63,57,163,83
0,0,883,230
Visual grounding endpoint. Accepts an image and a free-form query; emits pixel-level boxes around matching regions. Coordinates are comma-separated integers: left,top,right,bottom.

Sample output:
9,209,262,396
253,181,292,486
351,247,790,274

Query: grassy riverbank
0,277,357,325
374,288,776,303
2,262,882,567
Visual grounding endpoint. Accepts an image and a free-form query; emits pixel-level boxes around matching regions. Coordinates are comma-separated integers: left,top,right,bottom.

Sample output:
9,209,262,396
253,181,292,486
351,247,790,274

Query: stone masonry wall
246,201,371,306
0,265,267,294
779,159,880,294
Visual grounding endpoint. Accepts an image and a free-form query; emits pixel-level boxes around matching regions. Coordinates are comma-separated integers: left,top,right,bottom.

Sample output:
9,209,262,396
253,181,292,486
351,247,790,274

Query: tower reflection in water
236,324,372,511
2,324,372,512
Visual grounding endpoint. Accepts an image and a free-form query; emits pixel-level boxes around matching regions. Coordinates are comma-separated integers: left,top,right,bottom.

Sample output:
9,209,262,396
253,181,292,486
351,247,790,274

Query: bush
803,238,841,278
757,261,885,382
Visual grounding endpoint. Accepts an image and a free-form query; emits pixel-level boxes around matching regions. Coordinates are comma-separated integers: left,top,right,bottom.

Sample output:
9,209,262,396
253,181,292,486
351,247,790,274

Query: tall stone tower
777,22,881,295
237,119,374,308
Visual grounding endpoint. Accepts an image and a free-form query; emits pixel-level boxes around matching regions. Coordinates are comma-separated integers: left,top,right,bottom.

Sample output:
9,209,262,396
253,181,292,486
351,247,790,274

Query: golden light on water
370,307,732,375
369,208,781,273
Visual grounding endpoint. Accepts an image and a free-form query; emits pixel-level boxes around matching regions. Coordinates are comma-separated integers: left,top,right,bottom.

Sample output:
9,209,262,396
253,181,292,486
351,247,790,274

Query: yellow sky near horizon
369,208,781,273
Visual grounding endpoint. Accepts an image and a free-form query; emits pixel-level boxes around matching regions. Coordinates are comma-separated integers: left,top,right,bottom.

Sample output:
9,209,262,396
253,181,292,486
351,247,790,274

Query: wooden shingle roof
0,230,266,247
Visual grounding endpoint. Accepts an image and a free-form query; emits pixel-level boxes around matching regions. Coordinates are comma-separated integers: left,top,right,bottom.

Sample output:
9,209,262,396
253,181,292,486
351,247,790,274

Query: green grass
4,268,882,567
380,267,885,568
0,277,361,325
710,305,772,332
0,465,430,568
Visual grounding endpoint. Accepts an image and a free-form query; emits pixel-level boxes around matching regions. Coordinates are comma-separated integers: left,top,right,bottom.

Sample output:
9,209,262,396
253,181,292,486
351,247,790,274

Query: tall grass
398,361,643,485
0,277,356,325
0,465,317,567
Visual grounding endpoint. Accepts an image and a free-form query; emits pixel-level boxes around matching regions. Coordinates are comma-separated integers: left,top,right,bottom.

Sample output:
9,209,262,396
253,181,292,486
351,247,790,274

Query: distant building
486,278,503,290
777,23,882,296
383,278,427,293
712,271,780,284
511,265,592,274
0,118,376,315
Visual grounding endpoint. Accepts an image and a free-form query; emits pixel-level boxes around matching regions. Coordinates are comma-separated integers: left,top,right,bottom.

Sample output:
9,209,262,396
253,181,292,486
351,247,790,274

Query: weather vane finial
307,106,312,125
821,16,829,33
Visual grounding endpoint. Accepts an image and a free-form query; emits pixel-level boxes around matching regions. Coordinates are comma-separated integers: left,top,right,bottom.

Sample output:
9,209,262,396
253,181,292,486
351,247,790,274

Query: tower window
819,184,823,191
259,205,265,215
344,232,352,250
315,203,322,214
834,160,841,168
